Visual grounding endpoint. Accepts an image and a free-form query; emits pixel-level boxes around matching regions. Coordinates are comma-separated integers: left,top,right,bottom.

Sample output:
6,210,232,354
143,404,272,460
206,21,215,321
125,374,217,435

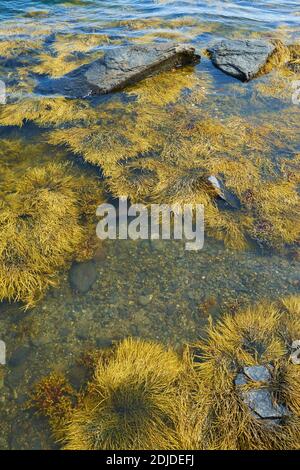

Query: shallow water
0,0,299,449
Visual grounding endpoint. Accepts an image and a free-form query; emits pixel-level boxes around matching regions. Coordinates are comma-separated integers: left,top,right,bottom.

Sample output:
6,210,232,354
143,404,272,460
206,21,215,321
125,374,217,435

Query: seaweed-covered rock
207,39,275,81
38,43,200,98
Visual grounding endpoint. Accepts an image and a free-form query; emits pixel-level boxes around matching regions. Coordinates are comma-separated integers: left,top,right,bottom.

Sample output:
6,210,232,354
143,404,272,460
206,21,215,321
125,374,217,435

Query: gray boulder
38,43,200,98
207,39,275,81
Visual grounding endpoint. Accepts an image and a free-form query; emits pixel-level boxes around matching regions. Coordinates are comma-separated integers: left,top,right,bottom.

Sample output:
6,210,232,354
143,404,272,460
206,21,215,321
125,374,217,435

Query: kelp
53,33,110,55
0,38,43,60
47,89,299,250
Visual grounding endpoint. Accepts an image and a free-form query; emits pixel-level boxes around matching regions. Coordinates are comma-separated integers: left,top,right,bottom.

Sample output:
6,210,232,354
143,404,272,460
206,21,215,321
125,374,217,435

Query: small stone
76,324,90,340
69,260,97,294
138,294,153,306
8,346,31,367
242,389,288,419
243,365,271,383
234,373,248,386
68,365,88,390
95,337,113,349
150,240,165,252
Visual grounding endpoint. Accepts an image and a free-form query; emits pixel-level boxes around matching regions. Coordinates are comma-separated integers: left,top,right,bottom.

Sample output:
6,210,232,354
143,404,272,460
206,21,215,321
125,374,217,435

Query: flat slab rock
242,389,288,420
39,43,200,98
207,39,275,81
235,365,289,421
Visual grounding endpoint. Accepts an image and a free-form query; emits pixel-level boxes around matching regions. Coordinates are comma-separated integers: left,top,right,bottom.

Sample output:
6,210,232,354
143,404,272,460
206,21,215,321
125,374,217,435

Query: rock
8,346,31,368
242,389,288,419
95,337,113,349
68,365,88,390
138,294,153,306
243,365,271,382
38,43,200,98
69,260,97,294
76,324,90,340
234,373,248,386
150,240,166,252
207,39,275,81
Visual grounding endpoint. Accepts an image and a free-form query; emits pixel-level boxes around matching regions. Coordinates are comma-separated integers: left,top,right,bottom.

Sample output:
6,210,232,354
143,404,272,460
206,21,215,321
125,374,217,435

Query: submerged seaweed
0,141,106,308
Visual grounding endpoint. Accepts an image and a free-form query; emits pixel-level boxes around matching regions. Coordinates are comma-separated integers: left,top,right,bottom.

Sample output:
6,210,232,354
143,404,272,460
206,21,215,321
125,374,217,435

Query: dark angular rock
69,260,97,294
37,43,200,98
207,39,275,81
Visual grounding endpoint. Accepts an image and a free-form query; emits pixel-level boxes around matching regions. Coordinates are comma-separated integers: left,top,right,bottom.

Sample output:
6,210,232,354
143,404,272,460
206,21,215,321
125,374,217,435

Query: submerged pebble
69,260,97,294
138,294,153,306
8,346,31,368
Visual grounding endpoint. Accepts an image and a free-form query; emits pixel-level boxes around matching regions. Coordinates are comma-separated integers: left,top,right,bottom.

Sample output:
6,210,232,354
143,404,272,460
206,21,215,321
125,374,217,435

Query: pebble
138,294,153,306
69,260,97,294
8,346,31,367
75,324,90,340
68,365,88,390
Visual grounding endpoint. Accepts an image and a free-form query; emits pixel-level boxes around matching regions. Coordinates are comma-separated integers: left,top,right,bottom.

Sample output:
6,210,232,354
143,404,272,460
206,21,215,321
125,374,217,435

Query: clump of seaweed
31,50,101,78
256,40,291,77
29,372,76,440
187,296,300,449
126,67,197,106
53,33,110,55
0,160,106,308
32,338,185,450
0,38,43,60
247,181,300,248
0,98,99,127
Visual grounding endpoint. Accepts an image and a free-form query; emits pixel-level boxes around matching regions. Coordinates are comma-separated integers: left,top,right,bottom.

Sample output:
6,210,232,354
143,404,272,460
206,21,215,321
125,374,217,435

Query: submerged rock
38,43,200,98
207,39,275,81
69,260,97,294
8,346,31,368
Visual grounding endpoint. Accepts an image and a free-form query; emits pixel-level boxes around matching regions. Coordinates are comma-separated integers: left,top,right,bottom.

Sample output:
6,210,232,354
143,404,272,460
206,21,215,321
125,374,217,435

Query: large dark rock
38,43,200,98
207,39,275,81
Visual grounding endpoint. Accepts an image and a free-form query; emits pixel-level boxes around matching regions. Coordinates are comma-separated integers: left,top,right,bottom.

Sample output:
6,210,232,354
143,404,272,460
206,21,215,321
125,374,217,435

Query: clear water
0,0,299,449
